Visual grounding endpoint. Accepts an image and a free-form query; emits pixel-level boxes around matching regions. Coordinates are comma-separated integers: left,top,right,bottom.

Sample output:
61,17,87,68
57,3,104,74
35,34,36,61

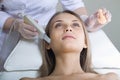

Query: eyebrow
52,19,81,28
54,20,62,23
72,20,79,22
54,20,79,23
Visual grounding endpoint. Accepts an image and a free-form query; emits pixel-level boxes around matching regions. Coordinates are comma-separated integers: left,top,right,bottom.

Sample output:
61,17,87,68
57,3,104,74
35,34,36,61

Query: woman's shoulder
20,73,120,80
98,72,120,80
85,72,119,80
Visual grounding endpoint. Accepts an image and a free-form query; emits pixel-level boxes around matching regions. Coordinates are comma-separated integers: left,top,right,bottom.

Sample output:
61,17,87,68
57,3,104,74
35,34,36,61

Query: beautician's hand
14,20,39,39
85,8,112,32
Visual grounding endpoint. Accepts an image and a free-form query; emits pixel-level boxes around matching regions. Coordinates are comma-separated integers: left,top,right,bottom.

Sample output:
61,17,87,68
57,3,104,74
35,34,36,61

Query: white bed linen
89,30,120,68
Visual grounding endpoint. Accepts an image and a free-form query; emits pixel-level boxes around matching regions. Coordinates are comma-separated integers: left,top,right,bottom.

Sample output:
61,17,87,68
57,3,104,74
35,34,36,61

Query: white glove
13,19,38,39
85,8,112,32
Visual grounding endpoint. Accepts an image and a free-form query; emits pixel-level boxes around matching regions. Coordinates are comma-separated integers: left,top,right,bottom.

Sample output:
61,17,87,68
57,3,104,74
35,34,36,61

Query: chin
62,45,82,51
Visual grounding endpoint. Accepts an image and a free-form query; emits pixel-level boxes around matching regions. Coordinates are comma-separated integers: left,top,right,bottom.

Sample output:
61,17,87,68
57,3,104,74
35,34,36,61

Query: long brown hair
39,10,96,77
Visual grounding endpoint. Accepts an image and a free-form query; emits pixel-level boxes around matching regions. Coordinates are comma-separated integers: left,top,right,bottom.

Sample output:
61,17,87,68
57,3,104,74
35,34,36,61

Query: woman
0,0,111,51
20,10,119,80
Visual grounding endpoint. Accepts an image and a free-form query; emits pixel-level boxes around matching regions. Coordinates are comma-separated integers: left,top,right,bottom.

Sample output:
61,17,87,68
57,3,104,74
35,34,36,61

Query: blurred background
57,0,120,52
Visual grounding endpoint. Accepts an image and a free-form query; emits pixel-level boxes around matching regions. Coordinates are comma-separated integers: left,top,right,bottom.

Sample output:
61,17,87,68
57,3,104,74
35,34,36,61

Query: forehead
51,13,80,22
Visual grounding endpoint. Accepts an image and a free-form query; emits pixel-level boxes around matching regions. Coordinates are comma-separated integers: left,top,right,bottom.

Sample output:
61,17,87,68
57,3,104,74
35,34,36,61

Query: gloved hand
85,8,112,32
13,19,39,39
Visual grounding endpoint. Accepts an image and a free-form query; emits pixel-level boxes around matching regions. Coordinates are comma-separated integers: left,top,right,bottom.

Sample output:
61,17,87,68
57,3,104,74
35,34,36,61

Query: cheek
50,32,59,41
76,32,85,44
49,33,61,53
50,29,63,41
50,31,61,47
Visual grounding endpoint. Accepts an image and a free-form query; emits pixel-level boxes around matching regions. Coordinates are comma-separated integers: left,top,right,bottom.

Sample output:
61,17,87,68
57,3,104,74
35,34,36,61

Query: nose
65,26,72,32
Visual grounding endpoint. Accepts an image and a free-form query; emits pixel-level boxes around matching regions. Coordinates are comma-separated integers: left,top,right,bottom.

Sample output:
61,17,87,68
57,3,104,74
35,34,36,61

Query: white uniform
0,0,84,51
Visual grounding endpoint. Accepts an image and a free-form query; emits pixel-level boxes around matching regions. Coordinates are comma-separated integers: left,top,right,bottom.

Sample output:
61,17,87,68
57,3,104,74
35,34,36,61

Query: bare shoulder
99,72,120,80
106,72,120,80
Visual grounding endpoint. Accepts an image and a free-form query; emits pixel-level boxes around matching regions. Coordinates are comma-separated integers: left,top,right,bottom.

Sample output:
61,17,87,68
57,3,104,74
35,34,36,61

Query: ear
83,41,87,48
83,43,87,48
46,43,51,50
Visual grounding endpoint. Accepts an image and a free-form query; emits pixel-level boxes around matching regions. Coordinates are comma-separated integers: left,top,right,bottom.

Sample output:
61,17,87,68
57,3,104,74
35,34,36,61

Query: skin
49,13,86,56
20,13,120,80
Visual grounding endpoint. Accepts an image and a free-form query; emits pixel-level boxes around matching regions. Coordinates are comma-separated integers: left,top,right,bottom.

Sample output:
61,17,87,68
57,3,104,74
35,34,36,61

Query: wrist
79,15,93,32
79,15,88,22
84,15,98,32
13,19,23,32
13,19,19,31
3,17,15,31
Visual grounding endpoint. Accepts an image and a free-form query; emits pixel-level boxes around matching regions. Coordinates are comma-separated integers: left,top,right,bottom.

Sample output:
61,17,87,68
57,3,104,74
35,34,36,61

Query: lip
62,35,76,40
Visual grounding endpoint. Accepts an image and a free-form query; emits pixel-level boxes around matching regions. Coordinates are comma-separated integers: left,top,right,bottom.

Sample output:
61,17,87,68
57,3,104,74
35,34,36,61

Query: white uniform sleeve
0,11,11,32
60,0,85,11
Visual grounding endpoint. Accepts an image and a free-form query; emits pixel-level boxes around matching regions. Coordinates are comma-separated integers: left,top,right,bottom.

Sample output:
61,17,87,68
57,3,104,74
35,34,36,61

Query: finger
23,28,39,37
105,11,112,22
19,30,32,39
102,8,107,14
23,23,37,32
100,8,112,22
22,33,36,39
22,30,38,39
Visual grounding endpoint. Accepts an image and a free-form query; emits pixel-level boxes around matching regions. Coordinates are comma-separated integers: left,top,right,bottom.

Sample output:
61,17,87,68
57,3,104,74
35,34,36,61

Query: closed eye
72,23,80,27
55,23,66,28
55,23,62,28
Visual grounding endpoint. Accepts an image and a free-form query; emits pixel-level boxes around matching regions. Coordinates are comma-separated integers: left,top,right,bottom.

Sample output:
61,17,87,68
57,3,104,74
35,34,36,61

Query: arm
2,17,15,31
73,7,88,15
60,0,111,32
2,16,38,39
0,10,12,32
0,11,38,40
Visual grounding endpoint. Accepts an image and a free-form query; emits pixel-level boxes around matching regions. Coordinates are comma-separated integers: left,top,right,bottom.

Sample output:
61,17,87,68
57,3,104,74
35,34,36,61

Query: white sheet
89,30,120,68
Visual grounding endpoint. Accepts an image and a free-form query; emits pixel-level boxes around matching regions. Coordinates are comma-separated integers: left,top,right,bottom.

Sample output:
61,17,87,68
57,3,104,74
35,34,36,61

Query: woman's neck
50,52,84,76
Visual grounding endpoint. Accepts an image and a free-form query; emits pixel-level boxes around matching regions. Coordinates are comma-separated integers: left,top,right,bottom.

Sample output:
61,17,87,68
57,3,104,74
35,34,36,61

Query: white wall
57,0,120,52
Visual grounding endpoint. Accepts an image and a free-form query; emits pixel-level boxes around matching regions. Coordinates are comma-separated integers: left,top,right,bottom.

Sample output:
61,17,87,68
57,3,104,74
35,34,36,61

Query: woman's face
48,13,86,54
